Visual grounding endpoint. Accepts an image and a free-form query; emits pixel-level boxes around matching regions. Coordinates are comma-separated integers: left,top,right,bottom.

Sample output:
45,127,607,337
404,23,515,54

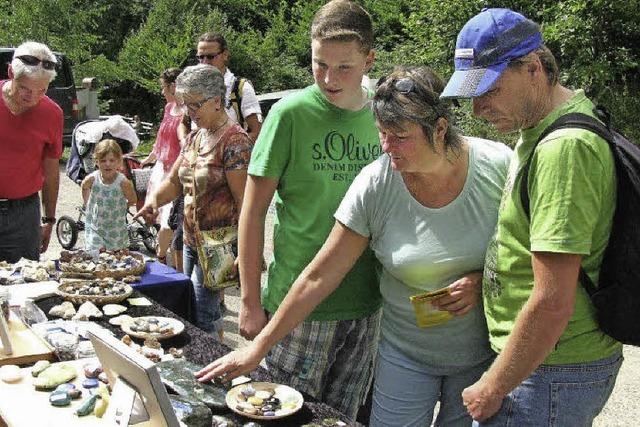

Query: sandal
157,255,167,264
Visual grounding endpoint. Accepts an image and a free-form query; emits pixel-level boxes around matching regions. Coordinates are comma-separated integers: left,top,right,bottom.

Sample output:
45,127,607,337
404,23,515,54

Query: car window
51,55,73,88
0,52,11,80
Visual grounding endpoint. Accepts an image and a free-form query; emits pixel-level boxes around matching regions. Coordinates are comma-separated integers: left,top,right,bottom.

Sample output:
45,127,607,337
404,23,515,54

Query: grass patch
60,146,71,164
135,137,155,156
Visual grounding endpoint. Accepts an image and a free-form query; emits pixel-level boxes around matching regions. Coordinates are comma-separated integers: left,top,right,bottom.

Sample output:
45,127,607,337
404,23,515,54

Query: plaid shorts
266,310,381,420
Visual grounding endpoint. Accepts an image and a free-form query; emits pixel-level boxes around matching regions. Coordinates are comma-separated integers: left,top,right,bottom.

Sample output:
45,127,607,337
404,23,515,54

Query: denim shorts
183,245,222,336
477,351,623,427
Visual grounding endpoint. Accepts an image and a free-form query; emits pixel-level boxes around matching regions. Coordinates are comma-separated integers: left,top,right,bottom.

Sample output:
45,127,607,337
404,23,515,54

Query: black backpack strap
230,77,245,128
519,109,614,297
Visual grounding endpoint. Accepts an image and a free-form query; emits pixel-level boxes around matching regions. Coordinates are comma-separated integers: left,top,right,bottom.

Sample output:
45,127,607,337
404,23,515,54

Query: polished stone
49,391,71,407
169,394,212,427
33,364,77,390
156,359,227,410
0,365,23,383
75,394,98,417
82,378,99,389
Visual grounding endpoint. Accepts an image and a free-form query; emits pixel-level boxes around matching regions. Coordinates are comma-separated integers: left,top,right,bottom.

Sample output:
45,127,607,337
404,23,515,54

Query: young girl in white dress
81,139,137,250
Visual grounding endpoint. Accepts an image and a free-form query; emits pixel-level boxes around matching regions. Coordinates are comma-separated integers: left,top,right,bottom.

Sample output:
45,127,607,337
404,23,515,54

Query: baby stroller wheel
56,215,79,250
140,223,159,253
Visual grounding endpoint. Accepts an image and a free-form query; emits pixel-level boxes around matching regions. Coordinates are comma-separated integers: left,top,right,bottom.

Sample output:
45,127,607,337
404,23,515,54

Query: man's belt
0,193,38,212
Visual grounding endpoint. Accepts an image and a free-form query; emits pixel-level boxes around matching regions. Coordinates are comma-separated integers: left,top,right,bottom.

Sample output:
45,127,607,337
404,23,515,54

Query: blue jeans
183,245,222,336
476,352,623,427
371,338,494,427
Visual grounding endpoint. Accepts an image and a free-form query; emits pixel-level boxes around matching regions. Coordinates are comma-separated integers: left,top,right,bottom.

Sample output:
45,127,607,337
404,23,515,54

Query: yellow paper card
409,286,453,328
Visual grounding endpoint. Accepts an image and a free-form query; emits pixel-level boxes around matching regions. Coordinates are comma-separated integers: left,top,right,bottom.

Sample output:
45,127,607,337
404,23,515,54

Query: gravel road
45,164,639,426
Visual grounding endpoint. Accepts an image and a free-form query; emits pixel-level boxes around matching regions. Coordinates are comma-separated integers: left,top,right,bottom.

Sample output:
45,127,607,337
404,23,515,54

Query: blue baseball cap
441,8,543,99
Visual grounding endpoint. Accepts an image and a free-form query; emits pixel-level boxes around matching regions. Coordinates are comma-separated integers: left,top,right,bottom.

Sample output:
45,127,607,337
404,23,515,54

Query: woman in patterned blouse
135,64,253,340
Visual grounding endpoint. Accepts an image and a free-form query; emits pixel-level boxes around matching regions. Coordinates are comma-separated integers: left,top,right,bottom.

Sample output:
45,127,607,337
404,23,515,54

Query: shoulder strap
191,132,203,238
519,109,614,296
520,110,613,218
230,78,245,128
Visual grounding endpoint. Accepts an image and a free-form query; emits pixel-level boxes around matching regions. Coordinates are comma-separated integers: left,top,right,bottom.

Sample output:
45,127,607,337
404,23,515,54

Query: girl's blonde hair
93,139,124,163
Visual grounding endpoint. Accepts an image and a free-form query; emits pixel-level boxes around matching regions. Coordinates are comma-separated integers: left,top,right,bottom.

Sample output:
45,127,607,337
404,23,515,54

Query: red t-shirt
0,80,63,199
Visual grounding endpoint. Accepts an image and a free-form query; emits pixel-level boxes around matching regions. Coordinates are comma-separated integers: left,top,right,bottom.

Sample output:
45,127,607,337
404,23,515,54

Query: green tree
117,0,228,91
2,0,637,141
0,0,102,63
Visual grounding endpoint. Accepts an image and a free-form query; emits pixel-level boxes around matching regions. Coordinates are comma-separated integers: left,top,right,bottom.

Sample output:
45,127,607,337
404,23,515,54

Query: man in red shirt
0,41,63,262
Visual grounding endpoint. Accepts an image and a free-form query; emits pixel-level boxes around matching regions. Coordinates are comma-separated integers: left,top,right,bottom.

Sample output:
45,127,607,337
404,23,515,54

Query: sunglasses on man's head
196,52,222,62
16,55,56,70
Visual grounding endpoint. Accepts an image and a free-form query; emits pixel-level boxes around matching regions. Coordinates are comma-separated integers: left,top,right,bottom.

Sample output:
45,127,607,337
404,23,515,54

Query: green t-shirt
483,90,622,364
248,84,382,321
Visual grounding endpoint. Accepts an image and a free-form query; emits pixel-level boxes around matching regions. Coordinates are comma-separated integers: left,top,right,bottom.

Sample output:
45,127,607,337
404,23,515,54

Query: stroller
56,116,159,252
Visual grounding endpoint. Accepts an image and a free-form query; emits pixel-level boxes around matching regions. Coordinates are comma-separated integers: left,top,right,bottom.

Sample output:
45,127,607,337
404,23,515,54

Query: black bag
168,196,184,231
520,106,640,346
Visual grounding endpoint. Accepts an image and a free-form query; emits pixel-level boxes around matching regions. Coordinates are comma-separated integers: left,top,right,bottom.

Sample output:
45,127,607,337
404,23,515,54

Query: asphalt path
46,164,639,426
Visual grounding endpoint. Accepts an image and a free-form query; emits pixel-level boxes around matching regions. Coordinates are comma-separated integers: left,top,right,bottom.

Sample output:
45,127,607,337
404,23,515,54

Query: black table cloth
36,293,361,426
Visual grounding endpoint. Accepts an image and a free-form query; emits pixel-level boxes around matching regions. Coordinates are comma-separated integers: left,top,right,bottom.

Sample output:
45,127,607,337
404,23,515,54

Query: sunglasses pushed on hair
377,76,416,94
16,55,56,70
377,74,460,107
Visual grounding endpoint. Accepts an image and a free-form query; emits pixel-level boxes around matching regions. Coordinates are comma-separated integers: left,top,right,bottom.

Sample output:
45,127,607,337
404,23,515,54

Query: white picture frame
87,327,179,427
0,313,12,356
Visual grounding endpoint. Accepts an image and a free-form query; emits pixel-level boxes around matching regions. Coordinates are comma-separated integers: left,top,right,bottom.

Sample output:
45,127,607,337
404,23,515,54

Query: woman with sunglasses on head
135,64,252,341
198,66,512,426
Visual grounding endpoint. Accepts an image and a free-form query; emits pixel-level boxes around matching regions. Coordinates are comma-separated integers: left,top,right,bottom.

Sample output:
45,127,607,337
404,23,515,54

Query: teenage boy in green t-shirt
441,8,623,426
195,0,382,419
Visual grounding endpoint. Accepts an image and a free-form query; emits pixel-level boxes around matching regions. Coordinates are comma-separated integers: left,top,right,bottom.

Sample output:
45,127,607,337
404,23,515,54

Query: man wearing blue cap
442,8,623,425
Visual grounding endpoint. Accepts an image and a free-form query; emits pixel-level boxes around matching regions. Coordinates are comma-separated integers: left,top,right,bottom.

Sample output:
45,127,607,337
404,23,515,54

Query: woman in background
141,68,188,263
136,65,252,340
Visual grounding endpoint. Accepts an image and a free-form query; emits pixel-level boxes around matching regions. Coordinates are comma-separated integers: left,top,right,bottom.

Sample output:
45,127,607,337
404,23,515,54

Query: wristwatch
41,216,56,225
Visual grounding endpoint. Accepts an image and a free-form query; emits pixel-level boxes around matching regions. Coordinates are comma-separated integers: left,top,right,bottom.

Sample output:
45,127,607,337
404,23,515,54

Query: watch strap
42,216,56,224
